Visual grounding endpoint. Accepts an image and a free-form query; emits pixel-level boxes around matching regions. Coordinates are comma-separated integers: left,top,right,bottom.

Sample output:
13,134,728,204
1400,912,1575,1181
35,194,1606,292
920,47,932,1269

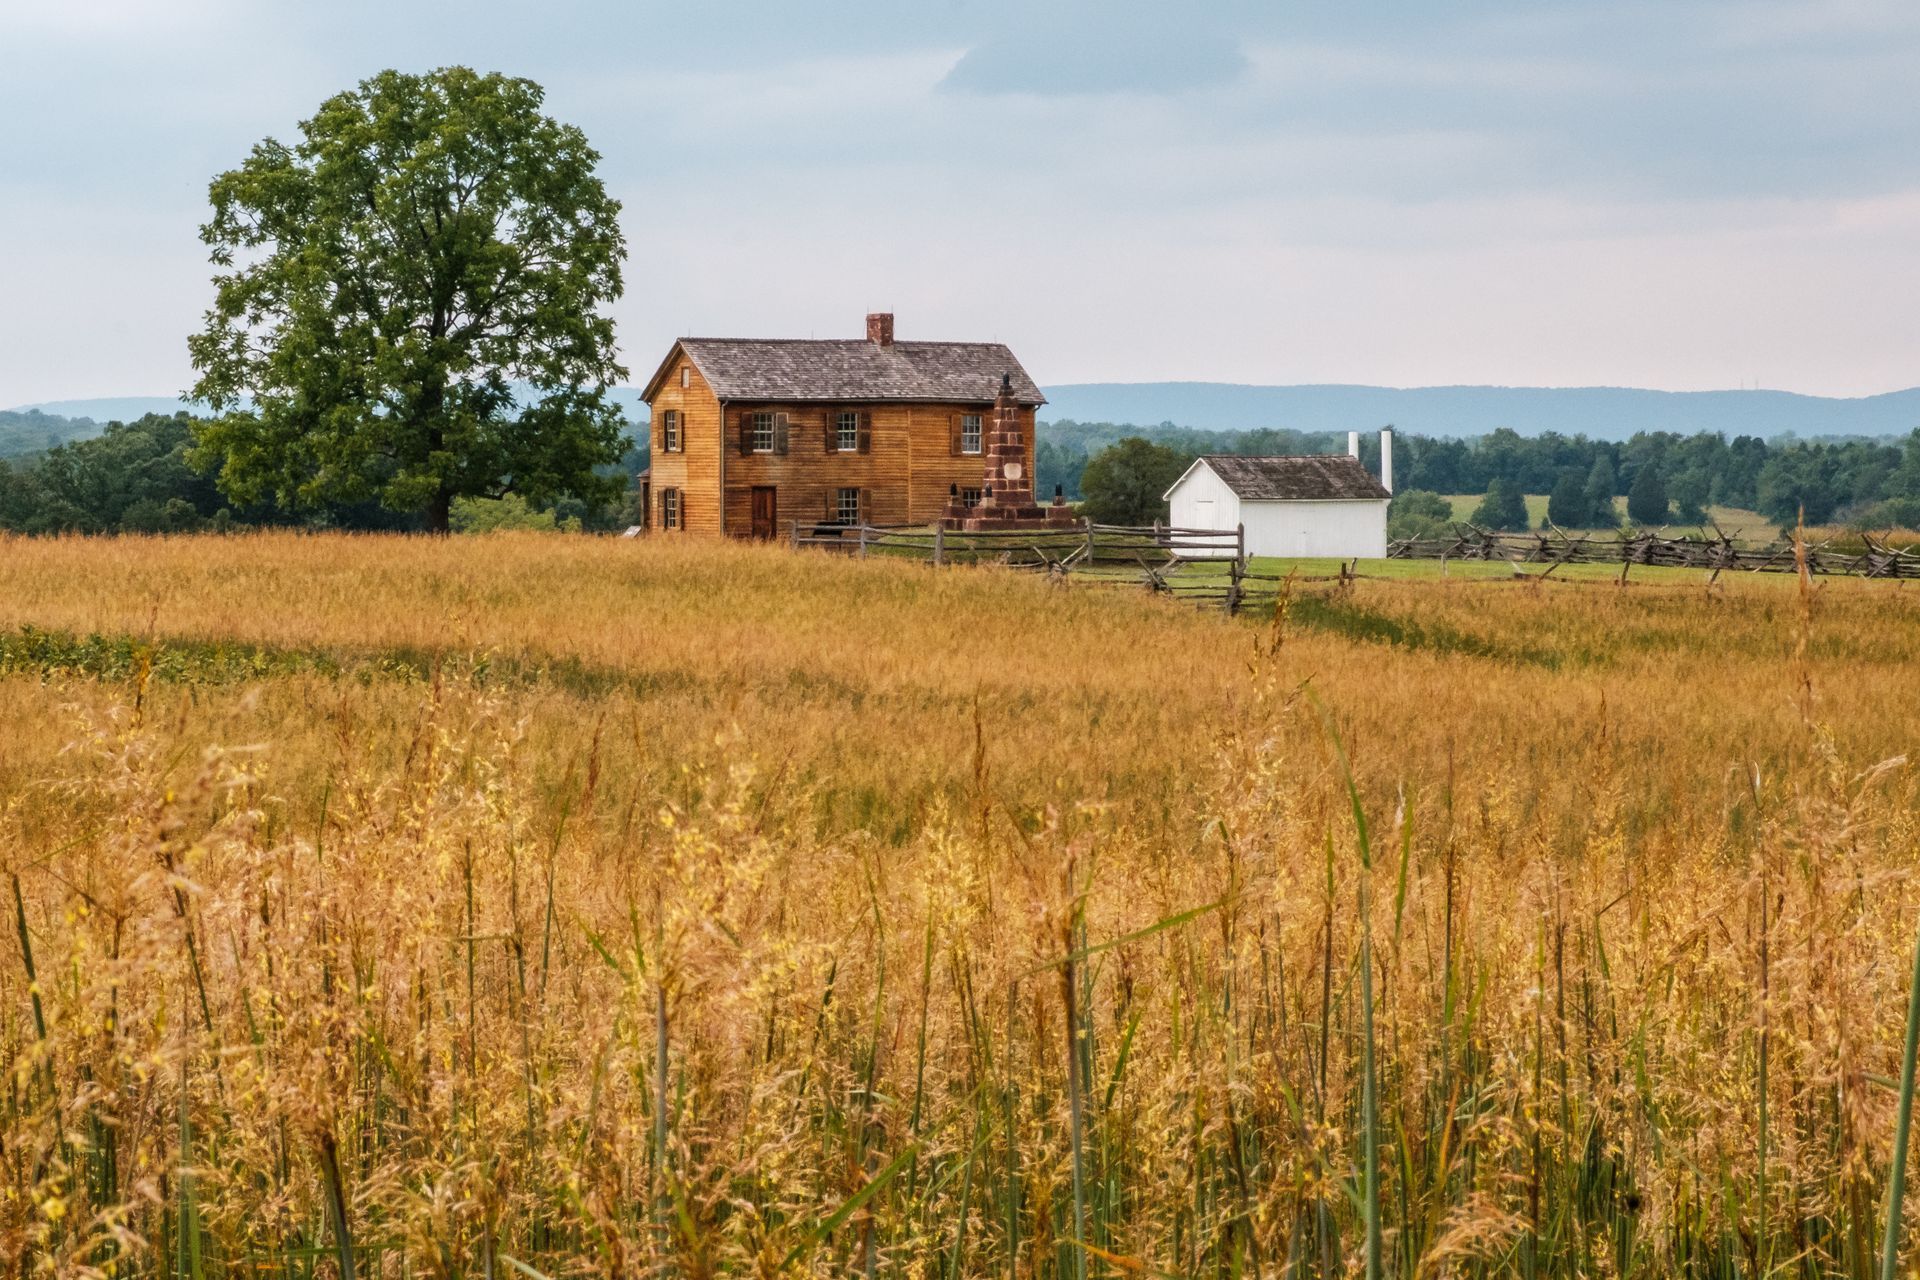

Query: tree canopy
187,67,630,531
1387,489,1453,540
1050,421,1920,533
1470,478,1530,531
1546,470,1592,528
1078,437,1193,524
0,415,233,534
1626,464,1671,525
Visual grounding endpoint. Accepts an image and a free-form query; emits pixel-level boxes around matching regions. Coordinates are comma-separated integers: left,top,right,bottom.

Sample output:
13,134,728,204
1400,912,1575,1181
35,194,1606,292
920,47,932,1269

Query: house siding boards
714,402,1034,531
1238,499,1389,559
646,351,723,535
641,318,1039,537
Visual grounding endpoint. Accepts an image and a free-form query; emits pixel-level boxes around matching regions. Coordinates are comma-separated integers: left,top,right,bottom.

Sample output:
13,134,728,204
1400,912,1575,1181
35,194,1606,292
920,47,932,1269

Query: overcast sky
3,0,1917,405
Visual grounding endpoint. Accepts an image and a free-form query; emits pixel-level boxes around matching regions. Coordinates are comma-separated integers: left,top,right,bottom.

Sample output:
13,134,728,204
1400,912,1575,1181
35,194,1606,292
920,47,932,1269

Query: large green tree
188,68,629,532
1626,464,1670,525
1546,469,1592,528
1470,477,1529,531
1581,455,1619,527
1079,437,1193,524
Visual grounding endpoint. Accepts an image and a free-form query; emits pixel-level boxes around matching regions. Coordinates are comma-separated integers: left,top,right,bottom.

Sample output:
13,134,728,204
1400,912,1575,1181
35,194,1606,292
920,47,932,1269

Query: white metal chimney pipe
1379,427,1393,494
1347,430,1360,459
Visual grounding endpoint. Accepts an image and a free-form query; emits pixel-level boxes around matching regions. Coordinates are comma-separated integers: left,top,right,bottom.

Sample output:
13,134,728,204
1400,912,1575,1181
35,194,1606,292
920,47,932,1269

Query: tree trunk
421,368,451,533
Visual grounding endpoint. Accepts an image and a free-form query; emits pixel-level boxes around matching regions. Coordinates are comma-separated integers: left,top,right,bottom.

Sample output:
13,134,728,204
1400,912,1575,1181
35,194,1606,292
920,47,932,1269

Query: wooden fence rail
790,518,1258,612
1387,524,1920,580
792,515,1919,615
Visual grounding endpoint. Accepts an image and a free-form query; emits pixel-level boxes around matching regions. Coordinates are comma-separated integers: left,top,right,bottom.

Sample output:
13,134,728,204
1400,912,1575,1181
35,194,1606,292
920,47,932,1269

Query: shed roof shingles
1200,454,1391,502
674,338,1046,406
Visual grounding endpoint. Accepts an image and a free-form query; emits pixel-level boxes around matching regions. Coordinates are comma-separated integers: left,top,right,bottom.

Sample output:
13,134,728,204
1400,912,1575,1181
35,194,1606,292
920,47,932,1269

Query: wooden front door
750,486,778,540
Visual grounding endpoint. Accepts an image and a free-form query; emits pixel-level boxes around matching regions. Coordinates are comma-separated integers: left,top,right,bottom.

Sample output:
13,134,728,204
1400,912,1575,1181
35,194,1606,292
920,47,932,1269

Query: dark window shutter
858,412,872,455
738,415,752,456
824,413,836,454
949,413,962,456
860,488,872,524
774,412,789,455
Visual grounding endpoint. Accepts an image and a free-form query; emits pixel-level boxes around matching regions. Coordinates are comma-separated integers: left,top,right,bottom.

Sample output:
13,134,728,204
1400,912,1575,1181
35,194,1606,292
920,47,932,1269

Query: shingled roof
1188,454,1391,502
646,338,1046,406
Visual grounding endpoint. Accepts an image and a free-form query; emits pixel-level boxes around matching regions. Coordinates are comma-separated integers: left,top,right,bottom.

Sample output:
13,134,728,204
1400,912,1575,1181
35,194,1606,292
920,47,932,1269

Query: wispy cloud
1,0,1917,402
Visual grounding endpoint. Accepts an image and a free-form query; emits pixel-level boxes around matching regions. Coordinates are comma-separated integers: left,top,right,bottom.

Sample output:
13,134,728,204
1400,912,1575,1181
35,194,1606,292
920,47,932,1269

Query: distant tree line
0,413,645,535
9,409,1919,536
0,409,105,459
1045,419,1920,532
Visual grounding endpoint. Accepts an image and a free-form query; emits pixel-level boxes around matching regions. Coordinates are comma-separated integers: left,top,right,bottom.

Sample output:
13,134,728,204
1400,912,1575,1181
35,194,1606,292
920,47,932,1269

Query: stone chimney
1347,431,1360,460
866,312,895,346
1379,427,1394,494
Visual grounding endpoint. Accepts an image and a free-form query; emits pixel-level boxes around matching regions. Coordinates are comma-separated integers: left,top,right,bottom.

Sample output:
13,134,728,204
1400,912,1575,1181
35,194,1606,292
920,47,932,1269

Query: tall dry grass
1,531,1918,1278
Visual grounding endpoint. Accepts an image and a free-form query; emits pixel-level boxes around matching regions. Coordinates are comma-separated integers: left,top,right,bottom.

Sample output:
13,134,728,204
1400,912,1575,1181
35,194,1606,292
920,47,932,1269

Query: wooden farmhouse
1164,430,1395,558
640,312,1047,537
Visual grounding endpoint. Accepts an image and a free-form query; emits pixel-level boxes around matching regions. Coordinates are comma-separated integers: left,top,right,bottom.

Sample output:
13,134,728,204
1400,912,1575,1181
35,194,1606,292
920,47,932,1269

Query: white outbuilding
1163,430,1394,559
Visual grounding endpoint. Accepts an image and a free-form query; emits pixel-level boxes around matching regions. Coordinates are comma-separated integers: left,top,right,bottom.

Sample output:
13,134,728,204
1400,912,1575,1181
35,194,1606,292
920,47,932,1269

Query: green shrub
1388,489,1453,540
451,494,581,533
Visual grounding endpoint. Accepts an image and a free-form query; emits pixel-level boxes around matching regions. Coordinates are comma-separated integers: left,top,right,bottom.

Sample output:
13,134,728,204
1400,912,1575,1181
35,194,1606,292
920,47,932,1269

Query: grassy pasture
1440,493,1777,536
2,531,1920,1278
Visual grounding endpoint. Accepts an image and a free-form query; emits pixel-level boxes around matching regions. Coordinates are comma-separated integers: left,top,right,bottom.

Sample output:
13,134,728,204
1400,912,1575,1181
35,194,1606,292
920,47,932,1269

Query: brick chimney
866,312,894,346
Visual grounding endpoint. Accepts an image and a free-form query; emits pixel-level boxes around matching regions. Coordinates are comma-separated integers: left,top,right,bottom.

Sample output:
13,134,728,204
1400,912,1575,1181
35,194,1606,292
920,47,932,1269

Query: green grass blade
1022,897,1231,978
1878,916,1920,1280
779,1140,921,1270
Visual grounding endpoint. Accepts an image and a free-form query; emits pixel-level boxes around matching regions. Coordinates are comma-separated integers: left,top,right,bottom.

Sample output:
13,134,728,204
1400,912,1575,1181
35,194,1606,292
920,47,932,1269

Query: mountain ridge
1038,382,1920,442
10,382,1919,445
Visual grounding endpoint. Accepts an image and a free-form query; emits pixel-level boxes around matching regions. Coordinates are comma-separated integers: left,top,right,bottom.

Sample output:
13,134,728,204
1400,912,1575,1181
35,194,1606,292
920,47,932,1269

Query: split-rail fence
788,518,1920,614
789,518,1284,613
1388,524,1920,580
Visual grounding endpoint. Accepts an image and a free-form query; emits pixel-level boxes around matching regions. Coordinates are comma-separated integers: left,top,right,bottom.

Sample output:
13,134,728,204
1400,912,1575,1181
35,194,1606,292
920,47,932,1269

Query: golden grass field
3,531,1920,1278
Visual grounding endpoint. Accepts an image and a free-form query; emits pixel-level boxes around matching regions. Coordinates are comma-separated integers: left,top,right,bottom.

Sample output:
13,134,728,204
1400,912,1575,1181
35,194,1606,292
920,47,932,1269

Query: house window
660,487,680,530
836,487,862,525
751,411,775,453
960,487,982,510
960,414,983,454
661,410,680,452
680,367,690,388
836,411,859,453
